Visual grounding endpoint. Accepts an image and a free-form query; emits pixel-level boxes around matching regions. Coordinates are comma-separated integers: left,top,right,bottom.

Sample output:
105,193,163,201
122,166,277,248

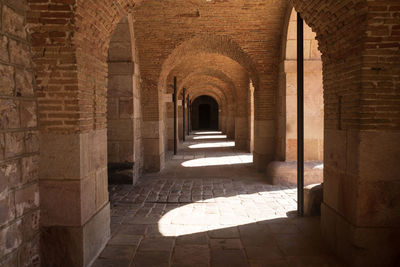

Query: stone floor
93,131,343,267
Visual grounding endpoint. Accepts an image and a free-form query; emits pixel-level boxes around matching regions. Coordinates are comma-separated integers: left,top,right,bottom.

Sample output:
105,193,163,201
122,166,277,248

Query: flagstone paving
93,132,343,267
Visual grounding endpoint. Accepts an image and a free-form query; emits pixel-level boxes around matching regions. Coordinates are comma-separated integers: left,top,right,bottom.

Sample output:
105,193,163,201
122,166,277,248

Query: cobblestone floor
93,132,343,267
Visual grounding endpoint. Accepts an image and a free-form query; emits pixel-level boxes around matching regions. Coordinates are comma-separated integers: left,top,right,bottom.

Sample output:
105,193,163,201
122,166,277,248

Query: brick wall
0,0,40,265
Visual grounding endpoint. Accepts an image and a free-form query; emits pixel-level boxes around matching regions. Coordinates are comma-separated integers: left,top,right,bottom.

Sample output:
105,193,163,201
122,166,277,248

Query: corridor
93,132,342,267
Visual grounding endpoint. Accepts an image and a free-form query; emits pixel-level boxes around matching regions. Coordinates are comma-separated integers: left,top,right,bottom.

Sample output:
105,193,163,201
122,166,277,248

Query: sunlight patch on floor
193,131,223,135
181,155,252,167
189,141,235,149
157,189,296,237
193,135,227,140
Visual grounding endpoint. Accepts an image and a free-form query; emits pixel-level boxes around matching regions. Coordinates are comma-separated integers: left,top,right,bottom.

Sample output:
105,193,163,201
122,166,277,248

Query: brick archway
24,0,400,265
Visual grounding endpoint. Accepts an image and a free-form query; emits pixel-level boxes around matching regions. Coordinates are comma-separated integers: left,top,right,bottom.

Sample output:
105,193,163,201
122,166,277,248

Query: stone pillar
143,120,165,172
234,116,249,151
253,120,275,171
39,130,110,266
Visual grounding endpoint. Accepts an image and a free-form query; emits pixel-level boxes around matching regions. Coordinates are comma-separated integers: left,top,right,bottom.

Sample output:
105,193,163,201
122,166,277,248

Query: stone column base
321,203,400,266
253,151,272,172
41,203,110,267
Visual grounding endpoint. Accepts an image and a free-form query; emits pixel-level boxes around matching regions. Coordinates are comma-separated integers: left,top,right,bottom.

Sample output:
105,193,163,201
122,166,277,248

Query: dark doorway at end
191,95,219,130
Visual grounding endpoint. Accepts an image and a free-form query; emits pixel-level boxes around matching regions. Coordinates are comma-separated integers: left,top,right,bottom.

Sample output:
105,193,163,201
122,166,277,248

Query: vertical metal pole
189,100,192,132
297,13,304,217
173,77,177,155
187,95,190,134
182,88,186,142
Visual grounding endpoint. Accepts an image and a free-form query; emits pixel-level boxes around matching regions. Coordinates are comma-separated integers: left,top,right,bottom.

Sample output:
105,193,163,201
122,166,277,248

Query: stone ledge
266,161,323,186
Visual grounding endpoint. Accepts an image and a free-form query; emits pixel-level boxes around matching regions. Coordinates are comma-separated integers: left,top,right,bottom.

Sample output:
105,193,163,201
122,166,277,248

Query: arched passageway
2,0,398,266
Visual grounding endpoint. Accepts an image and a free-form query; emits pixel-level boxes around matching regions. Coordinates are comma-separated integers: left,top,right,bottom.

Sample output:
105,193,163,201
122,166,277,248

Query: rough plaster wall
0,0,40,265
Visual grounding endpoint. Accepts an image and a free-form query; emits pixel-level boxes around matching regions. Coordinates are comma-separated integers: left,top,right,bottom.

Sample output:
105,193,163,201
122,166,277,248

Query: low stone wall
266,161,323,186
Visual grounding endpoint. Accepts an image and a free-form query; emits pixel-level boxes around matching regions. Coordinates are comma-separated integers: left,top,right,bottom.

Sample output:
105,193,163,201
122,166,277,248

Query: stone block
110,21,131,42
323,167,358,223
304,183,323,216
107,142,119,163
107,119,133,140
0,250,18,266
0,220,22,258
15,183,39,217
5,131,24,158
18,234,40,266
143,154,162,173
356,181,400,227
9,39,30,66
0,192,15,226
108,42,132,61
88,129,107,173
95,168,109,209
0,99,20,129
118,141,134,162
324,130,347,171
266,161,323,186
82,203,111,266
0,161,21,192
3,5,26,40
358,131,400,183
0,134,4,161
21,155,39,184
107,97,118,119
39,133,81,180
108,74,133,97
254,119,274,138
21,100,37,128
24,130,39,154
0,65,14,96
0,36,9,62
142,121,160,138
41,202,110,267
119,99,133,118
81,175,96,224
253,136,274,155
40,180,82,226
252,151,272,172
15,69,34,97
21,210,40,242
108,62,133,75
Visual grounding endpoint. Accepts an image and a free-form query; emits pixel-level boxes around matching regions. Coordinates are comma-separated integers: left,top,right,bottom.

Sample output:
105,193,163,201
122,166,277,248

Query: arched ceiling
164,52,250,112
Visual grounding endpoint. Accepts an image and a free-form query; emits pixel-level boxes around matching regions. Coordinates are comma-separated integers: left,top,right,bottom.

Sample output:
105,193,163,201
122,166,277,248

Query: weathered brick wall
0,0,40,265
27,0,78,133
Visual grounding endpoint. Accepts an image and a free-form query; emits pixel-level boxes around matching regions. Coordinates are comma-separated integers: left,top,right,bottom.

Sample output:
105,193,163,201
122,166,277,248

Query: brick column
290,1,400,265
27,1,111,265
